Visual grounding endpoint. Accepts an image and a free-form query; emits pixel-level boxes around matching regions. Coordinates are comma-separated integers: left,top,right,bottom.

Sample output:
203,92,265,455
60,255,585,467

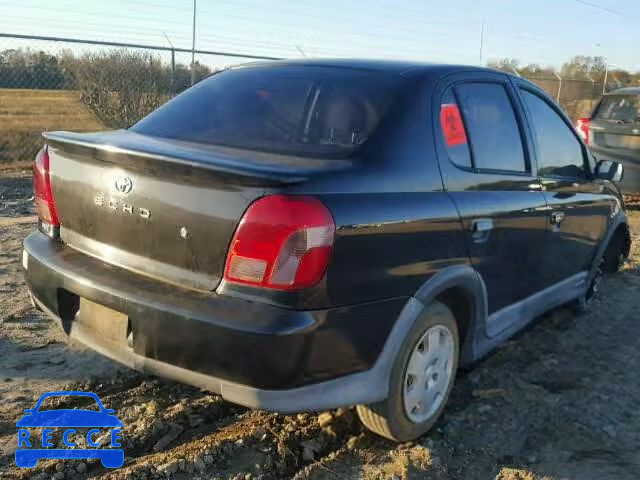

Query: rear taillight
224,195,335,290
576,117,591,145
33,146,60,236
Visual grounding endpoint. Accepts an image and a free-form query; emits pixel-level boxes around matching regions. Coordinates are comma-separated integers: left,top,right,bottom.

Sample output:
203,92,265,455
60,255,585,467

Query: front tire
575,258,605,313
356,301,459,441
603,231,627,273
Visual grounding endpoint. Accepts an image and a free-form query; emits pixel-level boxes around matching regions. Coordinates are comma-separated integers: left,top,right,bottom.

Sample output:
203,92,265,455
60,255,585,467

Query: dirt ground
1,172,640,480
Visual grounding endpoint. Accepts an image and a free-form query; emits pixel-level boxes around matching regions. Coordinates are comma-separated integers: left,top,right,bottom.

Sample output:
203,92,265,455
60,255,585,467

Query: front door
517,86,612,285
434,74,549,319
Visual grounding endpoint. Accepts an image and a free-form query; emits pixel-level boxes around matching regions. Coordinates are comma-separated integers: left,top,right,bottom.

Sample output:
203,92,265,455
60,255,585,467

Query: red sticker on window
440,104,468,147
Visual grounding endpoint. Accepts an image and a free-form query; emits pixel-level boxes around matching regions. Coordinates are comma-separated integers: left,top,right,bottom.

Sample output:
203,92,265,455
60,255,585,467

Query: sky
0,0,638,72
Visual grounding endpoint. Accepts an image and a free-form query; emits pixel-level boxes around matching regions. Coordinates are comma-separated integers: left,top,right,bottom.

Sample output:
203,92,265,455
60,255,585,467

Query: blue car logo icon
15,391,124,468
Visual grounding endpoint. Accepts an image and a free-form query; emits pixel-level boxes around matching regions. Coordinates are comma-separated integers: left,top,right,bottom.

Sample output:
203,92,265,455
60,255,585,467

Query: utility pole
191,0,197,86
479,17,485,66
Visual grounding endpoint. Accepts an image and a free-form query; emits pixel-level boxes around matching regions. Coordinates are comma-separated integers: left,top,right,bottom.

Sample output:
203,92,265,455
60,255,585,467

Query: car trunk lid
45,129,351,291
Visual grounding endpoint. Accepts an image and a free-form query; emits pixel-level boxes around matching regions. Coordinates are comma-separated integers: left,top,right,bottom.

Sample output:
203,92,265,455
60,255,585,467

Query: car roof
235,58,505,78
605,86,640,95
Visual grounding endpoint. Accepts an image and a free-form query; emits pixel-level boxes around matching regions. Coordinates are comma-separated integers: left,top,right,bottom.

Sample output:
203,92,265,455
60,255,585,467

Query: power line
0,2,471,59
195,11,456,52
199,3,456,44
0,15,190,40
0,16,295,56
15,0,192,20
109,0,190,11
573,0,638,19
0,32,281,60
202,0,456,34
0,2,193,27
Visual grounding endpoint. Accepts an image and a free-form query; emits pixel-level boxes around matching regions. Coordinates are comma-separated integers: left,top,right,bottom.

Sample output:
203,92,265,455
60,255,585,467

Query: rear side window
520,89,587,179
594,94,640,123
439,83,526,173
457,83,526,172
132,66,403,158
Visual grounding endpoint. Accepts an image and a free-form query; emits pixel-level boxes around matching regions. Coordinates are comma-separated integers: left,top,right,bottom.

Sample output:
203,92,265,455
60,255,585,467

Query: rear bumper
23,231,407,412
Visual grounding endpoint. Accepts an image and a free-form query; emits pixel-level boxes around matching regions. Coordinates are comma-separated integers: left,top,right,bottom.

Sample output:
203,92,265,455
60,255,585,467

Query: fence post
611,72,621,91
163,33,176,95
554,72,562,103
587,73,595,110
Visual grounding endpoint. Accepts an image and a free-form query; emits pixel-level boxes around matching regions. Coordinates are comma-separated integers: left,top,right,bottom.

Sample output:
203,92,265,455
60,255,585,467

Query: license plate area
76,298,130,348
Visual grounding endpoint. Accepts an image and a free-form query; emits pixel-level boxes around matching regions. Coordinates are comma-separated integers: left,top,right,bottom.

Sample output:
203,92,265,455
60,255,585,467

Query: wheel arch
591,211,630,278
607,221,631,268
412,264,488,365
250,264,492,410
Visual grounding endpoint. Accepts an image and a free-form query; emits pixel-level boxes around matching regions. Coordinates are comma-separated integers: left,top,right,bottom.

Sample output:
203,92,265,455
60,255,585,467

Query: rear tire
356,301,459,441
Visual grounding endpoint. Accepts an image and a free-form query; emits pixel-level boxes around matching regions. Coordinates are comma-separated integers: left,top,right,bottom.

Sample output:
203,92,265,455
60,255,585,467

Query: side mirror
105,409,115,415
24,409,34,414
596,160,624,183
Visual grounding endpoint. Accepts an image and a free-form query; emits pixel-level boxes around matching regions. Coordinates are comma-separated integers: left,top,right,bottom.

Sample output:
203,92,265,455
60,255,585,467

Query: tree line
0,47,213,127
488,55,640,86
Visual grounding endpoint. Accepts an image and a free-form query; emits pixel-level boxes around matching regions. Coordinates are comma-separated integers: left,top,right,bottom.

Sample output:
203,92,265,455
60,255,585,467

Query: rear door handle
470,218,493,243
550,211,566,225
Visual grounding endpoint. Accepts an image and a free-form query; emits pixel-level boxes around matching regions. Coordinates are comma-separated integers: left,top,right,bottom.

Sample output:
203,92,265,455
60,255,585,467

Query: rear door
589,92,640,193
516,84,612,285
434,72,549,320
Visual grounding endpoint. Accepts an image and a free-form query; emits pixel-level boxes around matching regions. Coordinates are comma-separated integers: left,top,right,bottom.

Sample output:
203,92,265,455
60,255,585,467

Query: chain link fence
519,74,607,121
0,33,277,166
0,33,634,167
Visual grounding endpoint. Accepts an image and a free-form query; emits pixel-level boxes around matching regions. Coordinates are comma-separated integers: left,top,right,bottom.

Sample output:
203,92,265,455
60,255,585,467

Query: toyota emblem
114,176,133,194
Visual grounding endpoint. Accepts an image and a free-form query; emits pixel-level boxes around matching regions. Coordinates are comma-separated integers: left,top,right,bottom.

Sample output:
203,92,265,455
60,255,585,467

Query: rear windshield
594,94,640,123
131,65,403,157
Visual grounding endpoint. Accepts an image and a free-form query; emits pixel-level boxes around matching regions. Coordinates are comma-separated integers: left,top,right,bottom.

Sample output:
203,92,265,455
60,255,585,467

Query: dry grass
0,160,31,171
0,88,105,164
